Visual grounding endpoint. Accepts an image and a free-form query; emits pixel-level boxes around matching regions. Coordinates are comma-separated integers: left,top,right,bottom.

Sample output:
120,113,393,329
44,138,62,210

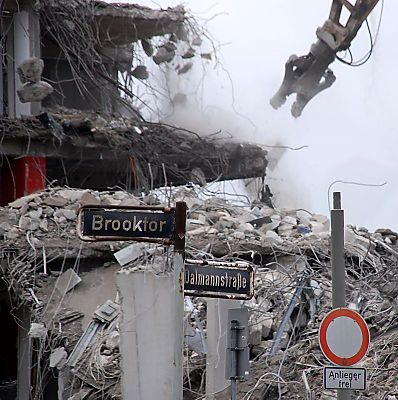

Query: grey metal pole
331,192,345,309
230,320,238,400
330,192,350,400
230,379,237,400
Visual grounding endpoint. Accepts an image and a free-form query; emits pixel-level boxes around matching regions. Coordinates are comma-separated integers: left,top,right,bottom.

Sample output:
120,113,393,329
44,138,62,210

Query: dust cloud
118,0,398,231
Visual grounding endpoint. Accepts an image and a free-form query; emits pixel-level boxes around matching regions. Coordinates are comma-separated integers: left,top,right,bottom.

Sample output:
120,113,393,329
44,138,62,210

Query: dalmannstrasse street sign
184,259,254,300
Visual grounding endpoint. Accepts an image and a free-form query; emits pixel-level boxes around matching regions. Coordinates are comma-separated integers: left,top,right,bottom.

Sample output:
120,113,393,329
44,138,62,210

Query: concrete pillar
12,0,40,117
116,254,184,400
17,307,31,400
6,12,15,117
206,299,237,399
0,41,3,116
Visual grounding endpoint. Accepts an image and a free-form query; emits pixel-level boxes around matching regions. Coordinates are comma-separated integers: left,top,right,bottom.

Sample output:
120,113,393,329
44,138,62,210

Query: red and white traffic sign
319,308,370,366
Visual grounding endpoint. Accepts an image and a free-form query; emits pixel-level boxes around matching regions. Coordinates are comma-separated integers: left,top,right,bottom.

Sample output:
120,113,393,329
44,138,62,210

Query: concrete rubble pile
176,188,398,399
1,186,398,398
0,187,142,399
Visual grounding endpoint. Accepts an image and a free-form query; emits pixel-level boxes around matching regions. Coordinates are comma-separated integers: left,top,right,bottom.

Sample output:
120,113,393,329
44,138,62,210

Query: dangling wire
336,0,384,67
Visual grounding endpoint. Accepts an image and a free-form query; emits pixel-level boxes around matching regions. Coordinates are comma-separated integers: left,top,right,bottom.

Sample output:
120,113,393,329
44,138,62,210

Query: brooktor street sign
78,205,176,242
184,259,254,300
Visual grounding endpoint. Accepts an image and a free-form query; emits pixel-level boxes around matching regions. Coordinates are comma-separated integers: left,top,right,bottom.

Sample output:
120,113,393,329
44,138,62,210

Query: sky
119,0,398,231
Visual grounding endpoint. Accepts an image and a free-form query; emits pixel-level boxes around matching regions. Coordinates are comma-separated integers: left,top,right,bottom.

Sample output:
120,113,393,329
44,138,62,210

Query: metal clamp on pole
226,308,250,400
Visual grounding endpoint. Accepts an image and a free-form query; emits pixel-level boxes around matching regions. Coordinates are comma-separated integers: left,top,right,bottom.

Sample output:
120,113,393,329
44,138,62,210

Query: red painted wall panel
1,157,46,205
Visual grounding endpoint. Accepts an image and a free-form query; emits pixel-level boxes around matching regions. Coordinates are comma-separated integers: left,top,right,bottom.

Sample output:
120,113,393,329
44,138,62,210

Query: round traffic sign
319,308,370,366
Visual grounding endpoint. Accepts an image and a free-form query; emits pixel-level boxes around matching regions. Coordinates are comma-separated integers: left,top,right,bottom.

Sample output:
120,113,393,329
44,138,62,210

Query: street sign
323,366,366,390
78,205,175,242
184,259,254,300
319,308,370,366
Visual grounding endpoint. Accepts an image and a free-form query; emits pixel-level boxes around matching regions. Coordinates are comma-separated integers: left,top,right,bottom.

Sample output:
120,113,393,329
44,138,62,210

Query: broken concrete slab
237,222,255,233
114,243,146,266
50,347,68,369
233,231,246,240
188,226,218,236
263,230,283,245
57,189,86,202
58,209,77,221
44,195,69,207
55,269,82,295
187,217,207,231
259,214,281,233
28,322,47,339
9,193,40,208
19,215,40,231
79,192,101,205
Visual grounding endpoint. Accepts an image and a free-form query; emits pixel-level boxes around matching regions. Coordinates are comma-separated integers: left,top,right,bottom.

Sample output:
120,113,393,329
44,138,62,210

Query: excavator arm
270,0,380,117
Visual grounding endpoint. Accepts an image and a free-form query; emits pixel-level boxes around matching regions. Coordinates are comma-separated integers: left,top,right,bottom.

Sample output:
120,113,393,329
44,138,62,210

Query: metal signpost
184,259,254,300
327,192,369,399
183,259,253,399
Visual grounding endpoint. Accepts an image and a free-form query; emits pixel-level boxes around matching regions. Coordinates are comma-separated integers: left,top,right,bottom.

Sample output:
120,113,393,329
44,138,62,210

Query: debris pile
1,186,398,398
0,188,137,398
1,187,143,302
174,189,398,399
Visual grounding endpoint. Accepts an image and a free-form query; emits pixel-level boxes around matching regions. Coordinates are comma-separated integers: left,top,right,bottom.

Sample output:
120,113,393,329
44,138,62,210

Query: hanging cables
336,0,384,67
327,179,387,211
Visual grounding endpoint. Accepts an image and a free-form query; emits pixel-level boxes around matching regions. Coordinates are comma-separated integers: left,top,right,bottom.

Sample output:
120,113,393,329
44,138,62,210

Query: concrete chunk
19,216,39,231
61,209,77,221
114,243,146,266
237,222,254,233
58,189,85,202
50,347,67,369
17,81,53,103
79,192,100,205
55,269,82,295
259,214,281,233
17,57,44,83
9,193,40,208
28,322,47,339
189,226,217,236
233,231,246,240
44,195,68,207
264,230,283,244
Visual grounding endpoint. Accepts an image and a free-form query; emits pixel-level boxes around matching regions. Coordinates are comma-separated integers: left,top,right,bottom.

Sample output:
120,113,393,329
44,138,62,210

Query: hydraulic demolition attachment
270,0,380,117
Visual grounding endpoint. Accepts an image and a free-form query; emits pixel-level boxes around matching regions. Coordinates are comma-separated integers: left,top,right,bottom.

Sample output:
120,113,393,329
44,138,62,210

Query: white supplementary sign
319,308,370,366
324,366,366,390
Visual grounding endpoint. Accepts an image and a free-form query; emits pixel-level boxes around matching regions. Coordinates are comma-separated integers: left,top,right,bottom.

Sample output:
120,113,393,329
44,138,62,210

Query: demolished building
0,0,268,202
2,1,397,400
0,0,270,398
